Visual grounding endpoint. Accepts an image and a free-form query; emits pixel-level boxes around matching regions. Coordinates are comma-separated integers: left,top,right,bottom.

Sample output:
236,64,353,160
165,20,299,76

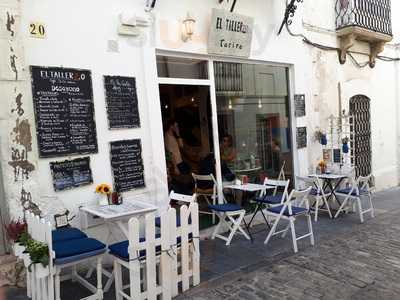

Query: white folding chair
264,187,314,253
209,200,250,246
169,190,196,205
334,174,375,223
26,211,105,300
278,161,286,181
248,178,290,228
296,176,332,221
192,173,217,223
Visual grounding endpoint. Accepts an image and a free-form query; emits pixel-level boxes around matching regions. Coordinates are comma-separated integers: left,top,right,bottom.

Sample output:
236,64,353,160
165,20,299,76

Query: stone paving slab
5,188,400,299
177,207,400,300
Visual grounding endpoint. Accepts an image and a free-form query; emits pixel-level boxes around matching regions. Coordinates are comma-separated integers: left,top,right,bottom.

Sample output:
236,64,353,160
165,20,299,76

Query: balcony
335,0,393,67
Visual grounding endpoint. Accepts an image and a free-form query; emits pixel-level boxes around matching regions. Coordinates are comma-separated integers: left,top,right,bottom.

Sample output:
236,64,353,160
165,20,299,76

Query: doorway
156,54,294,228
349,95,372,178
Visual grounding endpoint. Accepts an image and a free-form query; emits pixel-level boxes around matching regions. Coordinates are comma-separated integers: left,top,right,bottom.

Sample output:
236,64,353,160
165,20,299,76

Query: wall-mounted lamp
258,99,263,109
182,13,196,42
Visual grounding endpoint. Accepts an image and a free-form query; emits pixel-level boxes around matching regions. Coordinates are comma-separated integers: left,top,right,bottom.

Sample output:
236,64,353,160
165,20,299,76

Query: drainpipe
395,45,400,184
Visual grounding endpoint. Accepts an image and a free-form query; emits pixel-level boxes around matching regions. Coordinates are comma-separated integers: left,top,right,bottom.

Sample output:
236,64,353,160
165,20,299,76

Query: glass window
157,56,208,79
215,62,292,183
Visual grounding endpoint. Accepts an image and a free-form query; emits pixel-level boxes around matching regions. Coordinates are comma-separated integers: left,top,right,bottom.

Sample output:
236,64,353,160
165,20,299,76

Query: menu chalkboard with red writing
104,76,140,129
30,66,98,158
110,139,145,192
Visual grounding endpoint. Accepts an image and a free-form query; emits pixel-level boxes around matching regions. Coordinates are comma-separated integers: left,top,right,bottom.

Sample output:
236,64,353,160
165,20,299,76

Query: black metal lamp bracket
278,0,304,35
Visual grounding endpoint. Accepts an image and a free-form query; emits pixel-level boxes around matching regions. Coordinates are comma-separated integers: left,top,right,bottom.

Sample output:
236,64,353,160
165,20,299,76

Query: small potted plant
25,239,50,278
4,219,27,257
95,183,112,206
314,130,327,146
17,232,33,269
342,137,350,154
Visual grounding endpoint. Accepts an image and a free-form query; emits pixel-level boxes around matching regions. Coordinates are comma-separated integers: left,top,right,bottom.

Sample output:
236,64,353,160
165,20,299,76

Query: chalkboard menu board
333,149,342,163
297,127,307,149
50,157,93,191
104,76,140,129
294,94,306,117
30,66,98,158
110,139,145,192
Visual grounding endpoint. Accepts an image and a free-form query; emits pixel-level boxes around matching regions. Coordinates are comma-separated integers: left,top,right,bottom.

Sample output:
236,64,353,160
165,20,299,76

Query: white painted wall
0,0,399,225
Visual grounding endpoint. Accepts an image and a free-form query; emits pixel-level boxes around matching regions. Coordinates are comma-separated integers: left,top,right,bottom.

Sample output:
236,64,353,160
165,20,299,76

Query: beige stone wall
0,0,40,223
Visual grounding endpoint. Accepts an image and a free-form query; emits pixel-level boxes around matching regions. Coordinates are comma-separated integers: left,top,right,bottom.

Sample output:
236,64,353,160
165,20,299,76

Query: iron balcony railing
335,0,392,36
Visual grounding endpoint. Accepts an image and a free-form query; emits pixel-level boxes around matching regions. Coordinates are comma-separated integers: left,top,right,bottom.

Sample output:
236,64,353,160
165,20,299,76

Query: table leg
329,178,345,207
242,217,253,243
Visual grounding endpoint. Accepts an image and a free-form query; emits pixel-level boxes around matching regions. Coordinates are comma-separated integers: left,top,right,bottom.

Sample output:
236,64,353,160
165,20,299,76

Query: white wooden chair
334,174,375,223
208,199,251,246
264,187,314,253
169,190,196,205
110,204,200,300
26,211,106,300
192,173,217,223
296,175,332,221
248,178,290,228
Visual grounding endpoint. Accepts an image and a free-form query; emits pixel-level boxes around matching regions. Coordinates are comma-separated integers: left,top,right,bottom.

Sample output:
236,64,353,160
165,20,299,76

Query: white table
224,183,276,193
309,173,348,207
80,201,157,292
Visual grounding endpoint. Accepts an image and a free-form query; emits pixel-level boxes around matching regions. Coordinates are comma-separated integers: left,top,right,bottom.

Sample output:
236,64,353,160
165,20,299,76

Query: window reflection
215,62,292,183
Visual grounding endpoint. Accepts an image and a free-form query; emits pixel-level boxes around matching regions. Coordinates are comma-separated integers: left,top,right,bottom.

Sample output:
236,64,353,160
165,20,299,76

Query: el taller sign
208,8,254,58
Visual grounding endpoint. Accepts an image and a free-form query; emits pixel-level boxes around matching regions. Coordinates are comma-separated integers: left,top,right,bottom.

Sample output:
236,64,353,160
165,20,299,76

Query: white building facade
0,0,399,248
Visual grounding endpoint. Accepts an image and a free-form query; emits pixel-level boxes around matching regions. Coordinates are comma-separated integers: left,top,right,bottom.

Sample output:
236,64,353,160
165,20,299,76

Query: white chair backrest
285,187,312,214
263,178,290,197
192,173,217,186
169,191,196,204
357,174,373,193
296,176,324,192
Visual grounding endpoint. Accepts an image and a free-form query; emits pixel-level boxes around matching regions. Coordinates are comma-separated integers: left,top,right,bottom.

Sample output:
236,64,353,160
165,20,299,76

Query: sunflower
95,183,112,195
95,184,103,193
102,185,111,194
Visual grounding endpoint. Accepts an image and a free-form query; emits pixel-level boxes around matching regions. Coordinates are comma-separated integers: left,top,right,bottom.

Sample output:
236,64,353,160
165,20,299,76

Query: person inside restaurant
220,134,236,167
164,119,193,194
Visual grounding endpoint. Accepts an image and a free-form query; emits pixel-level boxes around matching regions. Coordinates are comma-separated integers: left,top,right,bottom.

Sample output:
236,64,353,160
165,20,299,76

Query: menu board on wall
50,157,93,191
333,149,342,163
30,66,98,158
110,139,145,192
296,127,307,149
294,94,306,117
104,76,140,129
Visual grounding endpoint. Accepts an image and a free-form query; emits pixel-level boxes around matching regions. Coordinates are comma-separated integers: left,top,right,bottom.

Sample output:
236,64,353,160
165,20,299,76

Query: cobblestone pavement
178,205,400,300
6,188,400,299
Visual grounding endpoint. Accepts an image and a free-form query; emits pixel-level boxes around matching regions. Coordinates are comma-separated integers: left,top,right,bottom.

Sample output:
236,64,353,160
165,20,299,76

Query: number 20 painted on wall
29,22,46,38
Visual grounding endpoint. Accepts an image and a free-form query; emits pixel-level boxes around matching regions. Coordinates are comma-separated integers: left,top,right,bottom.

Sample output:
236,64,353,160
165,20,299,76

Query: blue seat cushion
52,227,87,243
155,215,192,227
109,233,192,261
208,203,242,212
310,188,324,196
53,238,106,260
336,188,368,196
267,205,308,217
254,194,283,204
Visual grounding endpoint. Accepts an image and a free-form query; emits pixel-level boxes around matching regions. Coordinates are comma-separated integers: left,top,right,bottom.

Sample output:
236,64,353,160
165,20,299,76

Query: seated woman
220,134,236,167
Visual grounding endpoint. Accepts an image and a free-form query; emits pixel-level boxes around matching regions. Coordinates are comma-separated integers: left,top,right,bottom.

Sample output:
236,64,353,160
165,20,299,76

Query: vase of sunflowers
95,183,112,206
